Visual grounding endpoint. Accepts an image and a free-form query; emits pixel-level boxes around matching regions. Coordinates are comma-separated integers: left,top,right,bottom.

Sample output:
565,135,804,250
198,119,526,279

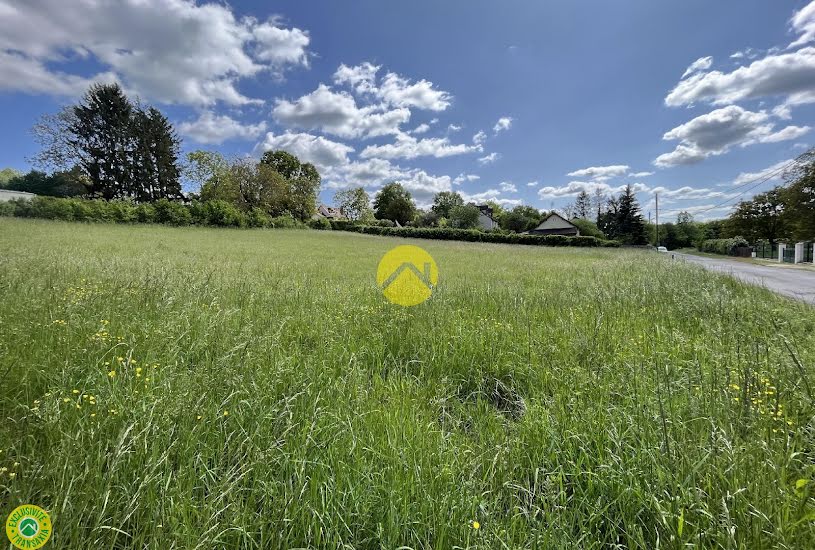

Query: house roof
533,212,578,231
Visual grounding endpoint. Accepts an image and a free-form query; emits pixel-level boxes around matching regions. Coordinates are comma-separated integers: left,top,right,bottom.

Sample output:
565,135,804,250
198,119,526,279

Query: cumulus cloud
731,159,793,185
256,131,353,171
461,189,522,208
665,47,815,108
453,173,480,185
180,111,266,144
411,123,431,134
333,62,380,94
377,72,452,111
536,179,739,204
272,84,409,139
499,181,517,193
359,133,482,160
527,180,539,187
629,171,654,177
0,0,311,105
472,130,487,145
566,165,630,179
654,106,810,167
493,116,513,134
682,56,713,78
0,51,116,96
477,153,500,165
333,62,452,111
789,0,815,48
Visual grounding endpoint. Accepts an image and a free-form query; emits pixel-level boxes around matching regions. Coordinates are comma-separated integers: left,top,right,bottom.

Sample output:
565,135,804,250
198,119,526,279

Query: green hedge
698,236,749,255
332,223,618,247
0,196,618,247
0,196,307,229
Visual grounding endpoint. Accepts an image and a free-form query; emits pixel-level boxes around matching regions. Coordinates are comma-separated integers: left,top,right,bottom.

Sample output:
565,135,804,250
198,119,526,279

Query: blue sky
2,0,815,220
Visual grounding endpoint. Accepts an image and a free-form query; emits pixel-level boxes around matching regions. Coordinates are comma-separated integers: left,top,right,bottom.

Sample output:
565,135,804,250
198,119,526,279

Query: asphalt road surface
673,253,815,305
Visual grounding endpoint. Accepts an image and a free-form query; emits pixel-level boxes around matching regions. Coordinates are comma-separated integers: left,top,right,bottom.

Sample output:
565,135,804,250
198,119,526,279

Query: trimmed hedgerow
0,196,618,247
333,224,618,247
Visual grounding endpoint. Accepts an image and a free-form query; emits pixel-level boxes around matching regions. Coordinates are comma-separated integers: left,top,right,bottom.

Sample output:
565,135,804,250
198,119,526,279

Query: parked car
657,246,668,253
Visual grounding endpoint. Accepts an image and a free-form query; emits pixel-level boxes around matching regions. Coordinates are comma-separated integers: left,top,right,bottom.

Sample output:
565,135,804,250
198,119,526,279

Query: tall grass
0,218,813,549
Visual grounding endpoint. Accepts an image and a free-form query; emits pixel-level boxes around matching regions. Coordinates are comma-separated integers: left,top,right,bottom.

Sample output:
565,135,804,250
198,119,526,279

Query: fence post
778,243,785,262
795,242,804,264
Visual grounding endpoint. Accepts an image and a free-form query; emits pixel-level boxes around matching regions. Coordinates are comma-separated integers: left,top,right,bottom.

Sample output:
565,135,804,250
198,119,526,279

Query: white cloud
272,84,410,139
359,133,482,160
665,47,815,109
493,116,513,134
453,173,480,185
477,153,500,165
789,1,815,48
682,56,713,78
0,0,311,106
629,171,654,177
461,189,522,208
536,180,739,204
653,105,810,167
527,180,539,187
256,131,353,171
472,130,487,145
333,62,380,94
411,123,431,134
334,63,453,111
566,165,629,179
448,124,463,132
0,51,116,96
377,72,452,111
499,181,517,193
731,159,793,185
179,111,266,144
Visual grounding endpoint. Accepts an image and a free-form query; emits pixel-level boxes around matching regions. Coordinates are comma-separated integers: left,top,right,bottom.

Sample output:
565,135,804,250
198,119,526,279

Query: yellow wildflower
108,370,116,378
223,410,229,417
72,389,80,394
471,520,480,530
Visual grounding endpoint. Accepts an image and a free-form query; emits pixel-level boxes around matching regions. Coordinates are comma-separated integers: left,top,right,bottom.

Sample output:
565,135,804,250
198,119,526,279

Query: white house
529,212,580,236
476,204,497,230
0,190,36,202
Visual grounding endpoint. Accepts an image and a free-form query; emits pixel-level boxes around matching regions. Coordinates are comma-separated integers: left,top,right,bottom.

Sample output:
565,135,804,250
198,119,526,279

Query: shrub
28,196,75,221
308,216,332,230
135,203,157,224
370,219,395,228
200,200,246,227
269,213,304,229
247,207,270,228
152,199,192,226
328,219,359,231
698,236,750,256
331,224,616,247
0,201,14,217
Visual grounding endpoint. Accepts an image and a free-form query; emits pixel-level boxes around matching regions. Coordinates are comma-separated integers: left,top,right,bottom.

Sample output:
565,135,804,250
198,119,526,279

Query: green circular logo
6,505,52,549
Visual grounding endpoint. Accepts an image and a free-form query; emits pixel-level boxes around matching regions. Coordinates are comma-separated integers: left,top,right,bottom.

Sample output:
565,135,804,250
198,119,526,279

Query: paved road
674,253,815,305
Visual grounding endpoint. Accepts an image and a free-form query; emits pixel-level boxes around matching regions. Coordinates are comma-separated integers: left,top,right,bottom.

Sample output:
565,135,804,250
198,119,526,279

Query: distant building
314,204,345,220
529,212,580,236
475,204,497,230
0,190,36,202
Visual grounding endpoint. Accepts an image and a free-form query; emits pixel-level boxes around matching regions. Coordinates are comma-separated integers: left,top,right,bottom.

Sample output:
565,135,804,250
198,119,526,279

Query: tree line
1,83,321,223
332,182,651,244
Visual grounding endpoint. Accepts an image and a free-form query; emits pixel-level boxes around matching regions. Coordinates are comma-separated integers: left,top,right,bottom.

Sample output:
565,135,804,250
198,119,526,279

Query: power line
656,158,801,217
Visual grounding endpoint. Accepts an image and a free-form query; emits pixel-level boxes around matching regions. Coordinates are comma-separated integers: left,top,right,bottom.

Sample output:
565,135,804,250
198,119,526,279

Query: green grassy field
1,217,814,549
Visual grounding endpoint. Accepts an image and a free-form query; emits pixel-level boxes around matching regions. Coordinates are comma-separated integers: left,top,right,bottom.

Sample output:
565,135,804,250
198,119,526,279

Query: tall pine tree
615,185,648,244
70,83,134,199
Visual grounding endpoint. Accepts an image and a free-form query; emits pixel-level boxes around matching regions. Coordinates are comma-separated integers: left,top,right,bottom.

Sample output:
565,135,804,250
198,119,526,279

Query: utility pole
655,193,659,247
